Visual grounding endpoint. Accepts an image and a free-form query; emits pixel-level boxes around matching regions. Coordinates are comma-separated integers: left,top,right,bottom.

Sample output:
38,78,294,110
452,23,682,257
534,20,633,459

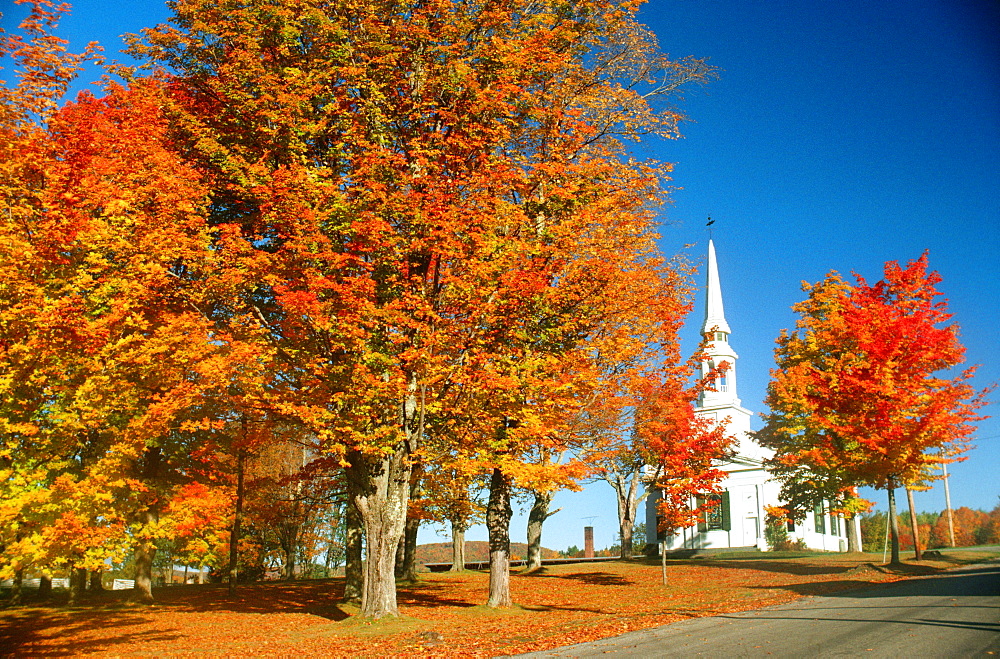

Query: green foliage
632,522,648,555
860,512,889,552
764,516,789,550
561,545,581,558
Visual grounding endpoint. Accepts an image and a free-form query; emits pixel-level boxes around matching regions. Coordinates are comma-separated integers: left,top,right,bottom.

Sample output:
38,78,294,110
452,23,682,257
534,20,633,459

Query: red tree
760,253,989,564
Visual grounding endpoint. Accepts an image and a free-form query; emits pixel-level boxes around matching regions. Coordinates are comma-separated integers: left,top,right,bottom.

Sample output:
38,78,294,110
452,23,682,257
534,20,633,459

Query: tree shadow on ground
0,610,180,656
145,579,352,620
518,602,607,613
693,558,951,579
695,559,859,577
397,582,481,609
742,564,1000,600
516,570,633,586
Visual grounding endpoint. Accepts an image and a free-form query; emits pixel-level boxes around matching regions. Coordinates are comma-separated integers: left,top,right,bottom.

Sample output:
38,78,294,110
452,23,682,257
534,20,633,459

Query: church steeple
694,238,765,463
701,239,732,336
698,239,741,410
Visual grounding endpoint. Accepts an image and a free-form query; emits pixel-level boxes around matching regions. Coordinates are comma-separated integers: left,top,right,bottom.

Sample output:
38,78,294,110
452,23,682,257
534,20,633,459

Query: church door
738,486,760,547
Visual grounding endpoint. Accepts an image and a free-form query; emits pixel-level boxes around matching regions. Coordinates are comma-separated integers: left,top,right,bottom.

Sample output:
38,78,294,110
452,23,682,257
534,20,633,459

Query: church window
813,503,826,534
697,492,730,532
786,519,795,533
715,331,727,342
828,504,840,535
706,495,724,529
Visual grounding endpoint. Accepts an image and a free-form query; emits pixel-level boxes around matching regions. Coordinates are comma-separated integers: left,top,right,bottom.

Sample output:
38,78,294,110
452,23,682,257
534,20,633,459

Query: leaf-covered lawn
2,552,990,656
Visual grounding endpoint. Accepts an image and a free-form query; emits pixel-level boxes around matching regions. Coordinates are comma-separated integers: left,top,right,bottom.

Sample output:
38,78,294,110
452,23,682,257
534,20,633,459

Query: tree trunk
620,517,635,559
351,446,412,619
90,569,103,592
486,467,513,608
228,447,245,596
10,568,24,605
905,486,922,560
887,484,901,565
395,464,424,582
133,446,163,603
846,513,862,552
68,567,84,605
324,526,335,578
660,539,668,585
198,562,206,584
526,490,559,571
134,536,156,603
450,523,466,571
281,519,298,580
606,462,647,560
396,515,420,582
351,376,424,619
162,544,173,584
394,529,406,578
38,574,51,598
343,486,363,604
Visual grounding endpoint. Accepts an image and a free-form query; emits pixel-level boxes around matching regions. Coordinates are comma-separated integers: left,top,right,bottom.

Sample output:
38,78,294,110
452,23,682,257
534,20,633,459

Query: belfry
645,240,849,552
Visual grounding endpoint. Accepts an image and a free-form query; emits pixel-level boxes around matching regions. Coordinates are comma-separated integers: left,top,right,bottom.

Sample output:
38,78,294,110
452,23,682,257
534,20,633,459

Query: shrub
772,538,808,552
765,515,789,550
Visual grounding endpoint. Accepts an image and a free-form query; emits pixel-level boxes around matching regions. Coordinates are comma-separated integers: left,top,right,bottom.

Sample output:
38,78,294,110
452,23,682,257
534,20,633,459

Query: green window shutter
814,502,825,534
721,491,731,531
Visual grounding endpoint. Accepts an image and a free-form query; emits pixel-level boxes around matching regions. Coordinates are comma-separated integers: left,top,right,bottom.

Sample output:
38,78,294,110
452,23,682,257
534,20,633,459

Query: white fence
0,577,70,589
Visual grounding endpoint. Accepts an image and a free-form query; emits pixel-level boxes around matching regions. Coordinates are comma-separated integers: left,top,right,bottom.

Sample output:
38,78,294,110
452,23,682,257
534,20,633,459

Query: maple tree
119,0,715,617
759,254,989,563
1,0,715,616
164,482,231,583
929,506,989,548
644,360,735,574
0,0,101,596
0,0,276,603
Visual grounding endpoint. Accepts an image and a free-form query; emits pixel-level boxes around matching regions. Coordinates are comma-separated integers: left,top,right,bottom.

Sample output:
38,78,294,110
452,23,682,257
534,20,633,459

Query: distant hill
416,541,560,566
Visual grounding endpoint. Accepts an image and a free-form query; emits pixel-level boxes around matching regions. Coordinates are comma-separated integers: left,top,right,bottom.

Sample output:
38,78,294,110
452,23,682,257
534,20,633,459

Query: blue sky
2,0,997,553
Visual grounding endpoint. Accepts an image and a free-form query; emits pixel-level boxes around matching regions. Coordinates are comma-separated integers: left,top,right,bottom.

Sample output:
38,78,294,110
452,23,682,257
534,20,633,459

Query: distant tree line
860,503,1000,552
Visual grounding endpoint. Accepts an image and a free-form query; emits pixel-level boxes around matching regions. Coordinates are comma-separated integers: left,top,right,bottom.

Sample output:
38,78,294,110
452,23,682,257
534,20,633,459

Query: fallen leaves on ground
1,551,991,657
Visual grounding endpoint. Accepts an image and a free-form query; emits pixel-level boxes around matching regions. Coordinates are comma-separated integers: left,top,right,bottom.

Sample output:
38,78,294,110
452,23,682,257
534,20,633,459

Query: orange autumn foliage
760,253,990,556
2,0,716,612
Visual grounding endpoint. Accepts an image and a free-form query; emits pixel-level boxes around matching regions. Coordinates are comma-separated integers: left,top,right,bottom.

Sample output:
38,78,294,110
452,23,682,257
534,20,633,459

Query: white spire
701,239,731,335
695,238,761,460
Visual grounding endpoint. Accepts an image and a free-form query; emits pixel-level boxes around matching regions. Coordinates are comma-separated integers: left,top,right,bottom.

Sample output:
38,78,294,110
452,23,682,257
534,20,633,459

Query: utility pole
942,460,955,547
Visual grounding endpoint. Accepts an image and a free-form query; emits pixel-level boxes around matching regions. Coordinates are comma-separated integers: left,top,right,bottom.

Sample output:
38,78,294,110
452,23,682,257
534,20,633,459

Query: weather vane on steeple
706,215,715,239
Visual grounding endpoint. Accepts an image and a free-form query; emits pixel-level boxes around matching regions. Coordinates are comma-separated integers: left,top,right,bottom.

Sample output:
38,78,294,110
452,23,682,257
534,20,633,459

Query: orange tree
0,77,246,601
0,1,263,601
758,254,989,563
125,0,713,618
644,353,734,556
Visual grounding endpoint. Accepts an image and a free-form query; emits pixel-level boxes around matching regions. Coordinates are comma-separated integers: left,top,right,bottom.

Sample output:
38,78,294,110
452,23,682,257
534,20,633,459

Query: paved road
510,562,1000,658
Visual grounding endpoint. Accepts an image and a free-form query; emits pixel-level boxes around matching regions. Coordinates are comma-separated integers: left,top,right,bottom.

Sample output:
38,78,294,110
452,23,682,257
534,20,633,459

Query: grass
1,549,996,656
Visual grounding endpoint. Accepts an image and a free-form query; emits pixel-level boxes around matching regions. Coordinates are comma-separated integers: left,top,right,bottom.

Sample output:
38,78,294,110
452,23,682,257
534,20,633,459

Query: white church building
645,240,849,553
